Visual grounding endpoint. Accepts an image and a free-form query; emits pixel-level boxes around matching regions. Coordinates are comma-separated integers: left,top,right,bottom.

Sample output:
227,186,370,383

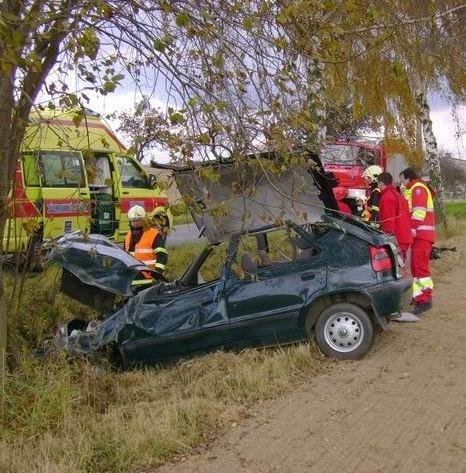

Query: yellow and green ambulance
6,108,168,255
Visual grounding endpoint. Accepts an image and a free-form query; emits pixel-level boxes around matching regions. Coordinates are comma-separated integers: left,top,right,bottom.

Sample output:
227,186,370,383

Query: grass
1,199,464,473
172,212,194,226
0,243,327,473
444,200,466,220
437,200,466,240
0,344,326,472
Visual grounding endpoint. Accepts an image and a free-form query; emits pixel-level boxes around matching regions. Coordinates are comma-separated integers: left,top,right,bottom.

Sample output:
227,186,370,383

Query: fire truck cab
5,108,168,257
321,138,409,216
321,139,387,201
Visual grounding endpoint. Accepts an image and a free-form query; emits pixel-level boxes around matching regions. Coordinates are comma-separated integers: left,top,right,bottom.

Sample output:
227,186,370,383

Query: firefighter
400,167,436,315
361,165,383,224
377,172,413,261
333,187,352,215
124,205,168,285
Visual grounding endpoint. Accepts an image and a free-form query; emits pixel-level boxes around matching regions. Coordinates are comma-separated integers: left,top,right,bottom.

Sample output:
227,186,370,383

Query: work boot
412,301,433,316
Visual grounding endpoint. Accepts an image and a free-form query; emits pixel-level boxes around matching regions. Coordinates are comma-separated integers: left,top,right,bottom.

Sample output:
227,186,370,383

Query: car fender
299,288,388,333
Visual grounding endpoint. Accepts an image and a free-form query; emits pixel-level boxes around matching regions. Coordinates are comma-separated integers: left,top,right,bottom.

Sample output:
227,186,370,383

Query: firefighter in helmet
361,165,383,224
124,205,168,285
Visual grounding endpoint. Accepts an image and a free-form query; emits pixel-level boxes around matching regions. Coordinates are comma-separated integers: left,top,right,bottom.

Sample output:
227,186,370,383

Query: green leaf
169,112,184,125
215,100,226,111
242,16,255,30
203,103,216,113
160,1,174,13
393,61,405,76
79,28,100,60
175,12,190,27
212,54,224,68
154,39,166,53
273,37,288,50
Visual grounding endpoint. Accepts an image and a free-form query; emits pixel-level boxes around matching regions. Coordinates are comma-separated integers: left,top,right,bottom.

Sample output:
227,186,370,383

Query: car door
118,241,233,363
225,228,327,345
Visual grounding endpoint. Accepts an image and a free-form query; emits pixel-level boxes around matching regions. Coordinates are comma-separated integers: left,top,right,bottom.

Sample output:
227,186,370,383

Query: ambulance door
114,155,167,239
88,153,117,237
37,150,91,239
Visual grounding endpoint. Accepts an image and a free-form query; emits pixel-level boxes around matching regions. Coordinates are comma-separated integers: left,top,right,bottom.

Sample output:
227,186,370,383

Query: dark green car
52,153,412,365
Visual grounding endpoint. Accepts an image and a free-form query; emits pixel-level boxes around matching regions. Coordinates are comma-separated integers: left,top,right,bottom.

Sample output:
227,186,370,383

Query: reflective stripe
129,251,136,256
154,262,166,270
412,210,426,220
413,277,433,298
131,279,154,286
154,247,168,254
135,248,154,254
418,276,433,288
144,259,157,265
412,206,427,212
417,225,436,231
370,206,379,211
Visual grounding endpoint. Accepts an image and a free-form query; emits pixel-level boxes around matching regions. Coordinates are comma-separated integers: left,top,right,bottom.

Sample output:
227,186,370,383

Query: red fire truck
321,138,407,211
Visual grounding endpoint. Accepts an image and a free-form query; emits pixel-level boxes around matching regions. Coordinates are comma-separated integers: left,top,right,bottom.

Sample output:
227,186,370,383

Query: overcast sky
40,78,465,163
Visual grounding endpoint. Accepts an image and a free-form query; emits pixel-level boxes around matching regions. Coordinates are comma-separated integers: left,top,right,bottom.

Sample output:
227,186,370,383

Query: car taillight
370,246,393,272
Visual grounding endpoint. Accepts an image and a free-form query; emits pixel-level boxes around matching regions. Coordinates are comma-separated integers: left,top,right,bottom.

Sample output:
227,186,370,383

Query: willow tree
281,1,466,221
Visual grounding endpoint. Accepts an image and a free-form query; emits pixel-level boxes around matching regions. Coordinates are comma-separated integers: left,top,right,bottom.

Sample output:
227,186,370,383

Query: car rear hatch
48,232,157,311
153,151,338,242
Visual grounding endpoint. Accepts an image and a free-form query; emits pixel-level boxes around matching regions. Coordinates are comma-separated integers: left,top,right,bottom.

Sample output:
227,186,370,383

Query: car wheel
313,302,374,360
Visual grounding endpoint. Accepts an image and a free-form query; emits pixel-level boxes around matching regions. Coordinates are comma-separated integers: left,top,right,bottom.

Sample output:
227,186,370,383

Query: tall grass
437,201,466,240
0,345,326,473
1,200,464,472
0,245,328,473
444,200,466,220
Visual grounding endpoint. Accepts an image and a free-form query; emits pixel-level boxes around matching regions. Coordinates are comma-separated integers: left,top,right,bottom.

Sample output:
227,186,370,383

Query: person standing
124,205,168,284
400,167,436,315
361,165,383,224
377,172,413,261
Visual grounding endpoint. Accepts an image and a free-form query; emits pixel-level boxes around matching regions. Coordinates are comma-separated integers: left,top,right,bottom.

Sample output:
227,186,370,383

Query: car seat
241,252,258,274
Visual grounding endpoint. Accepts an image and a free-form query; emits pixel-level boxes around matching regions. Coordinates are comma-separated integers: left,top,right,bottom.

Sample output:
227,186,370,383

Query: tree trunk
416,88,446,227
0,65,16,386
305,56,326,153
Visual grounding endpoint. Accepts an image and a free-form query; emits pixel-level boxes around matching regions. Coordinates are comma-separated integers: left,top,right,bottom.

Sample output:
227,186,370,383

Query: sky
44,79,466,164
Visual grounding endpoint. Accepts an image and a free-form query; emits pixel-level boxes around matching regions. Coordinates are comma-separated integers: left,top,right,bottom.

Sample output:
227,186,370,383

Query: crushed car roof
152,151,338,242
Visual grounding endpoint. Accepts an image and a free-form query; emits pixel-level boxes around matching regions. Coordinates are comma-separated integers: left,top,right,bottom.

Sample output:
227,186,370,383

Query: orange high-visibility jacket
124,227,160,272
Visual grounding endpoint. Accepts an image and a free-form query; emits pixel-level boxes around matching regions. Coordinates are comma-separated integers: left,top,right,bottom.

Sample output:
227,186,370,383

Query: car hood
48,232,155,296
154,151,338,242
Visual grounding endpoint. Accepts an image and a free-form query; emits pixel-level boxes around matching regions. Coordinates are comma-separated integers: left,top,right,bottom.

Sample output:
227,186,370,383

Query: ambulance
5,108,169,258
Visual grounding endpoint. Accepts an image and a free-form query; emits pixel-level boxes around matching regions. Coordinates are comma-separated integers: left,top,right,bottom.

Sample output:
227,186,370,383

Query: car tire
313,302,374,360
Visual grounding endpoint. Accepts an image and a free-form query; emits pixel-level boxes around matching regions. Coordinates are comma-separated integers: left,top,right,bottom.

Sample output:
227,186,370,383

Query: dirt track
158,236,466,473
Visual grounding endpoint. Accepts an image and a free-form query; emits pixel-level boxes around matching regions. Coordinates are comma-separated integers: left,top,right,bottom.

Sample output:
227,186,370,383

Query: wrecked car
50,152,412,365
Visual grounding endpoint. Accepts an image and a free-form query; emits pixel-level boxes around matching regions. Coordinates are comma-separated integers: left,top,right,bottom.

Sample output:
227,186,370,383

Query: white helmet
362,165,383,182
128,205,146,221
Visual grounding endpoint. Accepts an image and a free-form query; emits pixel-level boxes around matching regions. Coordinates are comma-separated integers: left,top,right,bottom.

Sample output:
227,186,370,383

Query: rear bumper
365,276,412,327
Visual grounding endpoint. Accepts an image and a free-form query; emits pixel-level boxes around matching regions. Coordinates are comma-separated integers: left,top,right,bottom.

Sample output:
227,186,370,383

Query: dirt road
158,236,466,473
